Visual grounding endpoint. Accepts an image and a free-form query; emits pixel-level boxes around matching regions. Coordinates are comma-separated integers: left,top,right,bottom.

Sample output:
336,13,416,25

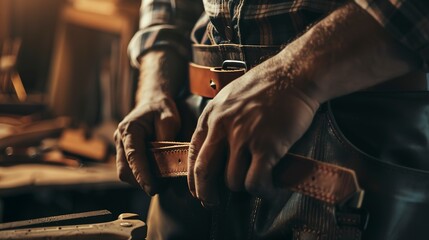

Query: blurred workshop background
0,0,149,223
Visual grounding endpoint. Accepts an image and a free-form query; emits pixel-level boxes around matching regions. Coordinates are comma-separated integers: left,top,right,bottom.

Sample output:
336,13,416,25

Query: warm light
72,0,118,15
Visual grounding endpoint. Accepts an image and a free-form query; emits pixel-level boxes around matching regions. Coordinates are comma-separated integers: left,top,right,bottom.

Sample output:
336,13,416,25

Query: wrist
136,86,176,106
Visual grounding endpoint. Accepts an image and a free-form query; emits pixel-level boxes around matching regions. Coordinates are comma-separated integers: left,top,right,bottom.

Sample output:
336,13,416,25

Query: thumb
154,104,181,140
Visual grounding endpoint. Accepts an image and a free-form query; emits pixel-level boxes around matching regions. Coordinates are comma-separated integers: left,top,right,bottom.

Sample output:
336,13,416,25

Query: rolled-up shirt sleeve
128,0,204,68
355,0,429,69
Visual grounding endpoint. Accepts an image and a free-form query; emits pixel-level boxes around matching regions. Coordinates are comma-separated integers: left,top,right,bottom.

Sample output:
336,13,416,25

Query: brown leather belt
189,62,246,98
150,141,364,207
189,44,428,98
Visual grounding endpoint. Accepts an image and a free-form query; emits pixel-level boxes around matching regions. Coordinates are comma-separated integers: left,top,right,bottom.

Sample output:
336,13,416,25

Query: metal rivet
120,222,133,227
210,79,217,90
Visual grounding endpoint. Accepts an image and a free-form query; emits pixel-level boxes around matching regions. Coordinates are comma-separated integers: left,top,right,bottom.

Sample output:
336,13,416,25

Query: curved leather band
189,63,245,98
149,141,364,207
189,44,428,98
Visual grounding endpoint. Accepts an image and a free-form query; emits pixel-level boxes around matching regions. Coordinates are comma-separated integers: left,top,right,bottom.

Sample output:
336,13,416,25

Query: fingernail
200,200,219,209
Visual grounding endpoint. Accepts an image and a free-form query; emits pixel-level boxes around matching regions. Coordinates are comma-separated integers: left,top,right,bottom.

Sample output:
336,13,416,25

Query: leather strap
189,44,428,98
149,141,364,207
189,63,245,98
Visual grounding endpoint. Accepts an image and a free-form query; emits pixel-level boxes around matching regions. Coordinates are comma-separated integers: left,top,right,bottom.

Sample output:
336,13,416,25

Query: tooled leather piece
189,62,245,98
150,141,189,177
149,141,363,206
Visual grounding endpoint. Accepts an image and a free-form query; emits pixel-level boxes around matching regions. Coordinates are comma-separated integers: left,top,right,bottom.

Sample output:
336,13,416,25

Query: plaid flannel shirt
128,0,429,69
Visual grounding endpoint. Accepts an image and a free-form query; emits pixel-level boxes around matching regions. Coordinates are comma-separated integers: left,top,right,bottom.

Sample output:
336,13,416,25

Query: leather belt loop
189,62,246,98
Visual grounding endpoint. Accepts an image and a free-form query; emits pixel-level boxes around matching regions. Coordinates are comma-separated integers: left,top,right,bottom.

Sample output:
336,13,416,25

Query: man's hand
187,2,420,206
115,49,186,195
115,95,180,195
187,55,319,206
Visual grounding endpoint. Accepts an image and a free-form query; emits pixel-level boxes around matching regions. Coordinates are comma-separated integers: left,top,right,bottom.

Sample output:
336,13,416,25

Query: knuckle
117,119,129,131
160,105,177,118
188,144,199,160
113,129,122,143
113,129,119,138
207,115,223,128
193,124,207,138
123,121,136,132
204,101,215,112
194,163,209,181
125,149,136,162
118,119,142,134
133,170,143,184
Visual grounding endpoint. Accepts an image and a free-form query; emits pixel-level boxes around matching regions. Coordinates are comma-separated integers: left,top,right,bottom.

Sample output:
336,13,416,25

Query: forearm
135,48,188,104
131,0,203,104
272,1,422,103
116,47,184,195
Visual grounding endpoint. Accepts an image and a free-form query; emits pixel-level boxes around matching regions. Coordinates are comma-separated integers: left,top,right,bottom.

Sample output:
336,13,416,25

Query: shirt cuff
355,0,429,69
128,25,191,68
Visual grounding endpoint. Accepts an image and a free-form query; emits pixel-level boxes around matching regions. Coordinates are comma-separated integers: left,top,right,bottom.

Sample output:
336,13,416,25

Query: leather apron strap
149,141,364,207
189,44,428,98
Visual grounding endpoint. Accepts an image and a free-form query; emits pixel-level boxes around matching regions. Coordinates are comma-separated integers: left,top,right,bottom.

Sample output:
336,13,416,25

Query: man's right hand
114,95,180,195
114,49,186,195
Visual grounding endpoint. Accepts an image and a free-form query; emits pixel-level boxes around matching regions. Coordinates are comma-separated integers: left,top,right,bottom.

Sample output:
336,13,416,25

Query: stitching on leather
314,165,341,175
153,149,188,154
247,197,261,240
336,216,359,225
294,184,336,203
294,166,344,203
153,149,188,175
159,171,188,176
293,226,321,240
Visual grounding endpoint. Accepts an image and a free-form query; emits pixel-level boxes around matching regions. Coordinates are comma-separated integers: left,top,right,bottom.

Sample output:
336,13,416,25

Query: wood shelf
48,1,140,123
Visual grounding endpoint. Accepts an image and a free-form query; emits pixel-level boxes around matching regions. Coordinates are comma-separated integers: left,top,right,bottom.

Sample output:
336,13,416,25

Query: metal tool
0,211,147,239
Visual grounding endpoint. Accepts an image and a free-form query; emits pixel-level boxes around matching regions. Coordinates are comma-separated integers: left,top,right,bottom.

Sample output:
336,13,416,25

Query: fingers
188,108,229,206
192,130,227,206
227,136,279,197
118,121,159,195
188,107,279,204
114,98,181,196
245,151,278,198
190,128,279,203
187,119,208,198
114,130,139,187
225,144,251,192
225,124,251,191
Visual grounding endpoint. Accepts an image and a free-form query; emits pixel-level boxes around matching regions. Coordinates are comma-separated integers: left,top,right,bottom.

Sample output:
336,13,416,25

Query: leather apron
145,44,429,240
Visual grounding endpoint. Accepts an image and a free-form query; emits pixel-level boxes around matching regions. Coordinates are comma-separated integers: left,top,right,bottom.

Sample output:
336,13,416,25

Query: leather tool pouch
146,91,429,240
327,91,429,240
